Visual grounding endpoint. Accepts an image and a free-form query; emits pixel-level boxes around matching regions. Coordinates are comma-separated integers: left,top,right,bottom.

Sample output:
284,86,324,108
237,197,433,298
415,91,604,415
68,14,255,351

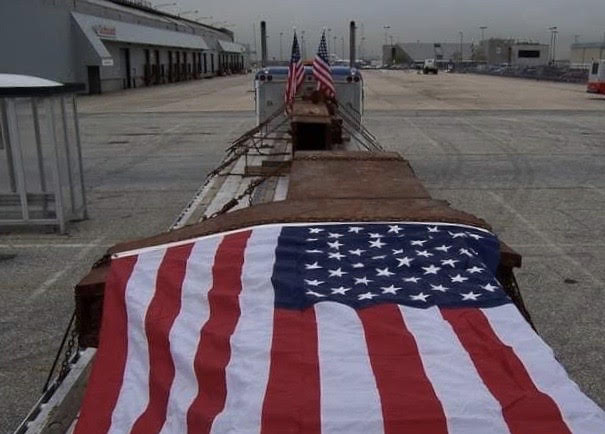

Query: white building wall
511,44,549,67
0,0,247,93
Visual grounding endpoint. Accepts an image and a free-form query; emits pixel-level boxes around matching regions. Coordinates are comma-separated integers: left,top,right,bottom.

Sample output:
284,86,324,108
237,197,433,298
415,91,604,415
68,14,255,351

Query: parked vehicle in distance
423,58,438,74
587,60,605,94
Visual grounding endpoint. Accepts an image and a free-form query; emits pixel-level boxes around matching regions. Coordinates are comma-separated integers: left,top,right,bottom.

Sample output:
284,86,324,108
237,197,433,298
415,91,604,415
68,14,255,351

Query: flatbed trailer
16,22,605,434
16,118,528,433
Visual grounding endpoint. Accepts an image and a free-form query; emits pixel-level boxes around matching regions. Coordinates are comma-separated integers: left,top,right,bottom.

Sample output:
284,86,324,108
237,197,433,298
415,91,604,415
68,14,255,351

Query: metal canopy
217,40,245,53
71,12,209,65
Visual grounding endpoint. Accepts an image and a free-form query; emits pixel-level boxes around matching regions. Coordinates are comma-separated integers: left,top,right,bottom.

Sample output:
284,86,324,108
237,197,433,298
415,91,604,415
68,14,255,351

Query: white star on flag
462,291,481,301
403,276,421,283
354,276,373,285
441,259,459,268
481,283,498,292
327,240,343,249
410,292,431,302
305,262,322,270
381,285,402,295
422,265,441,275
376,267,395,277
451,274,469,283
328,268,348,278
369,239,386,249
396,256,414,267
349,249,366,256
430,284,449,292
331,286,351,295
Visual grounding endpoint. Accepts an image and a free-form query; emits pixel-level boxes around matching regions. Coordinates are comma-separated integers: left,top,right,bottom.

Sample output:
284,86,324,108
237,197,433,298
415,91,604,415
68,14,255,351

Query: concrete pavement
1,71,604,432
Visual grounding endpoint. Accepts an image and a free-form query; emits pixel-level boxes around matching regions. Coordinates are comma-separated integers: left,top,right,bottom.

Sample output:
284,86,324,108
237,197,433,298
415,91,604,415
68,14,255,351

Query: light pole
549,26,558,64
333,36,337,57
327,28,332,55
480,26,487,61
301,30,306,59
459,31,464,63
383,25,391,65
360,36,366,61
252,23,257,64
279,32,283,61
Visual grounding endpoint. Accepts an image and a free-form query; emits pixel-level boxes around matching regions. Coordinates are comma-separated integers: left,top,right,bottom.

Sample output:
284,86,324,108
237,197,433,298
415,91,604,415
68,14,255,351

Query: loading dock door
120,48,132,89
87,66,101,94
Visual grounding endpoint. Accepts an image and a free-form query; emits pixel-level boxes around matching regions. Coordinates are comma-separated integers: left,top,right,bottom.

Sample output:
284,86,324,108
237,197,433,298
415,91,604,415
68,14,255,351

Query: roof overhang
217,40,245,54
72,11,209,65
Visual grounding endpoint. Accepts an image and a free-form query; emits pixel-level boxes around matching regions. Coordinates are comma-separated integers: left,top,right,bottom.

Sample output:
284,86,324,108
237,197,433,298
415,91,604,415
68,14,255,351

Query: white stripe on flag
483,304,605,434
159,237,221,434
400,306,510,434
316,302,384,434
108,249,166,434
210,226,281,432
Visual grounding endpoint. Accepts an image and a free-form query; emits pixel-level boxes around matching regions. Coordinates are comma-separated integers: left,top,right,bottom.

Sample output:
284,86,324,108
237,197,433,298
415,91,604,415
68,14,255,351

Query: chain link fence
460,64,588,84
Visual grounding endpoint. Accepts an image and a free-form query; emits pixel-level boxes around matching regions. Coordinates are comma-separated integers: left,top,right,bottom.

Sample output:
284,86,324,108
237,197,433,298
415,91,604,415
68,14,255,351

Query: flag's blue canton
272,223,511,310
317,33,329,63
291,34,301,62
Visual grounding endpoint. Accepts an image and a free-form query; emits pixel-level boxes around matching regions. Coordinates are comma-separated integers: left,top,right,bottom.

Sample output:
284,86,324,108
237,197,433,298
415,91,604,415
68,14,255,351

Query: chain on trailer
38,104,290,405
170,104,288,230
333,101,383,152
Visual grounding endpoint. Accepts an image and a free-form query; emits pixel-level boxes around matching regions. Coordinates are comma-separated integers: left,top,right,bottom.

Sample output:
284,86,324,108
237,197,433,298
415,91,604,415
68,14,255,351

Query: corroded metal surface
288,151,430,200
75,150,523,348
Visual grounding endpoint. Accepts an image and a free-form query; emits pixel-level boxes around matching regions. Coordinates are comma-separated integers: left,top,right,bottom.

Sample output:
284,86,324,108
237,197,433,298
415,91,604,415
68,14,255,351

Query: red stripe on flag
130,244,195,433
441,308,571,434
186,231,252,433
358,305,448,434
74,256,138,434
261,308,321,434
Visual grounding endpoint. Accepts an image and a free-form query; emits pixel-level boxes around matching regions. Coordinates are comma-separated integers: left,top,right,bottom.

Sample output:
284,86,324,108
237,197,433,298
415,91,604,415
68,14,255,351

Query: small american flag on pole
76,222,605,433
284,30,304,107
313,30,336,98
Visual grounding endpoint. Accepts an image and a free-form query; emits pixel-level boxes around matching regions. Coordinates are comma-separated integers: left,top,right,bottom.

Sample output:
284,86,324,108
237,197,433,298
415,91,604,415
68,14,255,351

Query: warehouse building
475,39,549,66
570,42,605,69
382,42,473,67
0,0,248,94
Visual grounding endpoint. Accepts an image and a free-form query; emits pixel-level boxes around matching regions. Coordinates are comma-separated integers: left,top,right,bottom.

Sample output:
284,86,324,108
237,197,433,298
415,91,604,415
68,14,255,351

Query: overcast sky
164,0,605,60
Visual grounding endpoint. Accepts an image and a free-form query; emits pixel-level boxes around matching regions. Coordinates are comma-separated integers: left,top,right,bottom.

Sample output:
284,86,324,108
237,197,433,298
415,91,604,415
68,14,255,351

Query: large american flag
312,30,336,98
76,222,605,433
284,31,304,107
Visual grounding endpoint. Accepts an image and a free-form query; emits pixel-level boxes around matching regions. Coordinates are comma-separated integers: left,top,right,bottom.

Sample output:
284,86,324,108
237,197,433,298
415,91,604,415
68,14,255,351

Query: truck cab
423,58,439,75
254,66,364,125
